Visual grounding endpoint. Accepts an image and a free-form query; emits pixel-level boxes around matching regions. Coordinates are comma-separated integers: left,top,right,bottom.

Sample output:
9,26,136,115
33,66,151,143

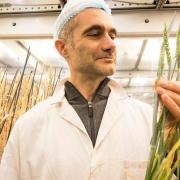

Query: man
0,0,179,179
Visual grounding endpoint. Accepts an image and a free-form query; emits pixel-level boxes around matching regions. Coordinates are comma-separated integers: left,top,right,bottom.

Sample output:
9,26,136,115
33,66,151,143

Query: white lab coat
0,79,153,180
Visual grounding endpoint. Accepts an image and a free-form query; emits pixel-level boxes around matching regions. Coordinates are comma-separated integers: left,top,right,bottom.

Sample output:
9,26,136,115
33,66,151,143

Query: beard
76,58,116,78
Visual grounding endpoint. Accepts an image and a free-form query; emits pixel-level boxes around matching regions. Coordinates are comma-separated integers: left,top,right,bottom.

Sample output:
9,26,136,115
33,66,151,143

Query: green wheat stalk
145,25,180,180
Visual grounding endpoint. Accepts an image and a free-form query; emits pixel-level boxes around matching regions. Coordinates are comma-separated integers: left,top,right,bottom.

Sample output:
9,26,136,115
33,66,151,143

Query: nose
101,33,116,54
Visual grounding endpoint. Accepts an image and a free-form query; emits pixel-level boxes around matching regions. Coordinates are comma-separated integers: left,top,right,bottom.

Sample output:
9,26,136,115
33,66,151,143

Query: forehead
74,8,114,30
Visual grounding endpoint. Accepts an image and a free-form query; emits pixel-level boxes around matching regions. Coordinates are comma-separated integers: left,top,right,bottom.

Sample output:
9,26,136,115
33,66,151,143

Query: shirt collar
64,78,110,101
50,77,128,105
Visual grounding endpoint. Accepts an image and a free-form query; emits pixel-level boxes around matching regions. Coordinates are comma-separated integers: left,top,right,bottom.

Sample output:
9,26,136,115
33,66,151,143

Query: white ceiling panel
0,42,21,67
0,40,44,69
0,40,68,68
139,37,177,70
22,40,68,67
116,38,143,70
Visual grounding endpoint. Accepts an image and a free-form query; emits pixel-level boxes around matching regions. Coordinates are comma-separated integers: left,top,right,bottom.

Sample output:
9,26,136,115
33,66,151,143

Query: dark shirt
64,78,110,147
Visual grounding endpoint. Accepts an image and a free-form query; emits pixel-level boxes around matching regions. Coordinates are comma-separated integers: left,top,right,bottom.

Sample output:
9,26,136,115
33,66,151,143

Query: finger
156,87,180,106
156,80,180,94
161,93,180,121
165,113,177,129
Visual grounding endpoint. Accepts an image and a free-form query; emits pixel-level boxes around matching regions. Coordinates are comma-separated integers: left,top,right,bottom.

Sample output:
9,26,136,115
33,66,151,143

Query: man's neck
69,75,106,101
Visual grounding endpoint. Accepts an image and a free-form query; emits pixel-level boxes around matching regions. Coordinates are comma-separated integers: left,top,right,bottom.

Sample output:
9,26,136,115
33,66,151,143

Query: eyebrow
82,24,117,36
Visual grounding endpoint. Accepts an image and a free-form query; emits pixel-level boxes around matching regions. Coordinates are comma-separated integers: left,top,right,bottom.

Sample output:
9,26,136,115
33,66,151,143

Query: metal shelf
0,4,61,14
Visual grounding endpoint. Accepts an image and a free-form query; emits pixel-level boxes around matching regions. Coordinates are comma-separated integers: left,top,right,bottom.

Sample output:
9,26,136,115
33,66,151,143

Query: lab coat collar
50,78,128,105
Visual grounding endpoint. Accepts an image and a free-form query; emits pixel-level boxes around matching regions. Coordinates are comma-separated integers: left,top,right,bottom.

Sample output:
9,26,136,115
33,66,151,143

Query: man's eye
88,33,99,36
87,30,101,37
109,34,116,40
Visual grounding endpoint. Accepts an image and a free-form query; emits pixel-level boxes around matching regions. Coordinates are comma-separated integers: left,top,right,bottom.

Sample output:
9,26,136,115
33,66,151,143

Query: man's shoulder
124,96,153,115
125,96,153,124
127,97,152,110
14,96,54,127
109,79,153,111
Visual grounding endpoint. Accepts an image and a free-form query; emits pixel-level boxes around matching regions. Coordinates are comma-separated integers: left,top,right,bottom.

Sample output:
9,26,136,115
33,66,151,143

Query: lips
96,56,114,60
96,57,115,63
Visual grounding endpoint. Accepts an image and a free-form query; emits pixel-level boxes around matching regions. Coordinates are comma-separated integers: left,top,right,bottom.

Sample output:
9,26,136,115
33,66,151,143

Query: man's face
65,8,117,78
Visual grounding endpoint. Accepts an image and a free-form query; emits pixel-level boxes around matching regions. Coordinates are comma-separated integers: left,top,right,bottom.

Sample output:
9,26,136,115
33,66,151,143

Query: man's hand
156,80,180,122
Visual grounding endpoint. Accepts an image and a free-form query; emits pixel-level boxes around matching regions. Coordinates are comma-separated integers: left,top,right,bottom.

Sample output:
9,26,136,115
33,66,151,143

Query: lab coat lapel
52,78,88,136
95,80,127,149
95,95,124,149
58,99,94,152
58,98,88,135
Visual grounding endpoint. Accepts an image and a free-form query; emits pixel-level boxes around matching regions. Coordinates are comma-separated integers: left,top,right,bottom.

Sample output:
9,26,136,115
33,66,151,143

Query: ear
55,39,69,59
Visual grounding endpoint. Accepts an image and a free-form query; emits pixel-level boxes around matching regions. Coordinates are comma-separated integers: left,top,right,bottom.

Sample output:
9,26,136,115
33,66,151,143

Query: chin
99,66,116,76
106,69,116,76
105,64,116,74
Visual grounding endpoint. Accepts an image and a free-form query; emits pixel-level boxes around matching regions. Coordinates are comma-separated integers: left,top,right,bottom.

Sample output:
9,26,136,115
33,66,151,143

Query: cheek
74,40,100,62
78,46,94,60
